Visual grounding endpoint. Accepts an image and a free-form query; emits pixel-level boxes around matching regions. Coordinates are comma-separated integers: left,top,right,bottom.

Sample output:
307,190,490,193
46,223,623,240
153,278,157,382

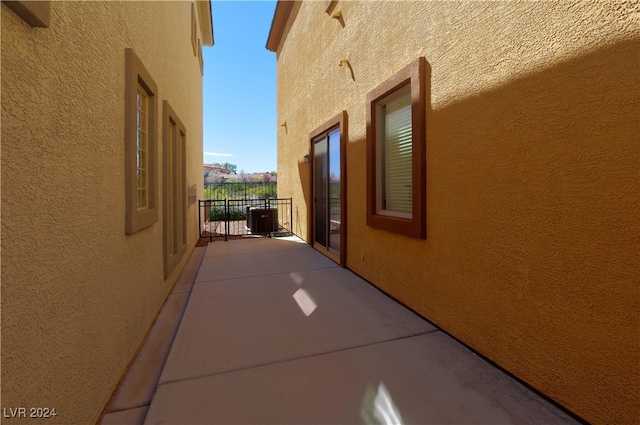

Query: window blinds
382,90,412,214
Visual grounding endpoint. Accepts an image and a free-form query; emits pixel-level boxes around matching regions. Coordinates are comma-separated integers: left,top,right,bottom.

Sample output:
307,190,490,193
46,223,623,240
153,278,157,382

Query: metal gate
199,198,293,241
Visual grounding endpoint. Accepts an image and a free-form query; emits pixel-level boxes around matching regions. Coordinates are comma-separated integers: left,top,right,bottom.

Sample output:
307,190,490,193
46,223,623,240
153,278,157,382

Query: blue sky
203,1,277,173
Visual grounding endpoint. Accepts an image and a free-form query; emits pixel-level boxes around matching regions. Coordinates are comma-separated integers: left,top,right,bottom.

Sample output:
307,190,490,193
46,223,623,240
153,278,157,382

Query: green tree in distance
221,162,237,174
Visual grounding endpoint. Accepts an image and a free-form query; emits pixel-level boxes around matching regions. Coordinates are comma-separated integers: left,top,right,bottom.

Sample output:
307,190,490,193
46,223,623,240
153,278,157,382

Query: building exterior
267,2,639,424
1,1,213,424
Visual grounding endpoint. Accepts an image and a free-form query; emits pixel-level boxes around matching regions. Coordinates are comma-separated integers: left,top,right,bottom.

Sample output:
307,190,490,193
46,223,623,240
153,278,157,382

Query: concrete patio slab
171,248,206,294
204,235,308,257
196,239,336,282
135,237,580,425
106,291,190,412
99,247,205,425
145,332,579,425
101,406,148,425
159,266,435,384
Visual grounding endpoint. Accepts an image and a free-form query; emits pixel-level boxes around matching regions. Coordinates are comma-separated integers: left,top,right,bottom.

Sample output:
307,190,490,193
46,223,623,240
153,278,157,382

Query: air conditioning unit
246,208,278,234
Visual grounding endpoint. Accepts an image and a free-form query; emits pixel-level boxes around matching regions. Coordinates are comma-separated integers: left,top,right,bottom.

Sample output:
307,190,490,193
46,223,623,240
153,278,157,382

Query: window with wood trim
366,57,426,239
163,101,187,278
125,48,158,234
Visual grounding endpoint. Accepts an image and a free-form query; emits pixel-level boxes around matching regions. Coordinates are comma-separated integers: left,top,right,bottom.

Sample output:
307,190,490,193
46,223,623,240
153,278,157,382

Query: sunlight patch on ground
292,288,317,317
289,272,304,286
361,383,405,425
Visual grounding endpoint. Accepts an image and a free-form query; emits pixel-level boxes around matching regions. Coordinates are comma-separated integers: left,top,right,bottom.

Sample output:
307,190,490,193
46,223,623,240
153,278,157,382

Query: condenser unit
246,208,278,235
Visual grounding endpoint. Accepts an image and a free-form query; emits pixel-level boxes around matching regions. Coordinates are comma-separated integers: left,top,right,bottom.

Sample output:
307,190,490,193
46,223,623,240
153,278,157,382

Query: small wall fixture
303,154,310,163
330,9,345,27
188,184,197,206
339,58,355,81
280,121,287,133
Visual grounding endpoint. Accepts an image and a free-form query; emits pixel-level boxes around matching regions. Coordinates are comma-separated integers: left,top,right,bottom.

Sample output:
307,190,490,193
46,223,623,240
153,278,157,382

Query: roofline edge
266,1,295,52
198,0,214,47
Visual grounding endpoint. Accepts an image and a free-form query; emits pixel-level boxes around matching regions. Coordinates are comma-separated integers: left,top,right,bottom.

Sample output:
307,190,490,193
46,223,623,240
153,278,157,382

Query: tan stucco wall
275,1,639,424
1,2,207,424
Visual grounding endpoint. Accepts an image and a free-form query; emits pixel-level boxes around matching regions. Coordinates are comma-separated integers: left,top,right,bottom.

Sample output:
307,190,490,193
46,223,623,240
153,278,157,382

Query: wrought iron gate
198,198,293,241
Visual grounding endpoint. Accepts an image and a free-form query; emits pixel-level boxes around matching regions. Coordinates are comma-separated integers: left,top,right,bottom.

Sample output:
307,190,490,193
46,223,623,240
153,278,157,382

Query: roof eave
266,1,295,52
198,0,214,47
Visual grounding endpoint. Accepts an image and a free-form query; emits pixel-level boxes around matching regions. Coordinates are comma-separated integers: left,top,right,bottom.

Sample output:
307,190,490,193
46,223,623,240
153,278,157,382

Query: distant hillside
204,163,276,184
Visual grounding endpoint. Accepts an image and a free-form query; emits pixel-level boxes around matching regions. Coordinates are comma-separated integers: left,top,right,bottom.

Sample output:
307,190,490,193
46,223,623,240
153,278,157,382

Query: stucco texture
1,2,205,424
274,1,639,424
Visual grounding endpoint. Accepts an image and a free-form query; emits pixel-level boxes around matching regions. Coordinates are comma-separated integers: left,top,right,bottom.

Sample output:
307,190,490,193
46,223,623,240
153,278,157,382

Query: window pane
137,168,147,208
137,168,144,187
138,110,146,130
137,188,147,209
180,133,187,244
138,144,146,170
382,89,412,214
314,137,328,247
137,128,147,148
167,125,175,255
328,128,341,252
136,85,149,210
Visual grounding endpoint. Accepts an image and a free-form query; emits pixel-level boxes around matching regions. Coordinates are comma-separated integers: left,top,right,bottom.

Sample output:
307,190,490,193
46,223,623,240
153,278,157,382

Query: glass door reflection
313,128,341,257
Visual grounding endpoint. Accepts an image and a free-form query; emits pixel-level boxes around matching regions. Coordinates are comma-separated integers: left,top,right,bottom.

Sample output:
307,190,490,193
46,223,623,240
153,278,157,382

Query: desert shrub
209,207,246,221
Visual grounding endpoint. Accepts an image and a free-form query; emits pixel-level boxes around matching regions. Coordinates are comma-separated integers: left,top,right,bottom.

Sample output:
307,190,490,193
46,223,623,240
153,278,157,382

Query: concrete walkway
105,236,581,425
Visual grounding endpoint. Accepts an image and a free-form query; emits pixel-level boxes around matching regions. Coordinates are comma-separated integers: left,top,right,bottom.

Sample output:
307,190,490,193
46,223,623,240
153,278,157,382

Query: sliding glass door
313,127,341,257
